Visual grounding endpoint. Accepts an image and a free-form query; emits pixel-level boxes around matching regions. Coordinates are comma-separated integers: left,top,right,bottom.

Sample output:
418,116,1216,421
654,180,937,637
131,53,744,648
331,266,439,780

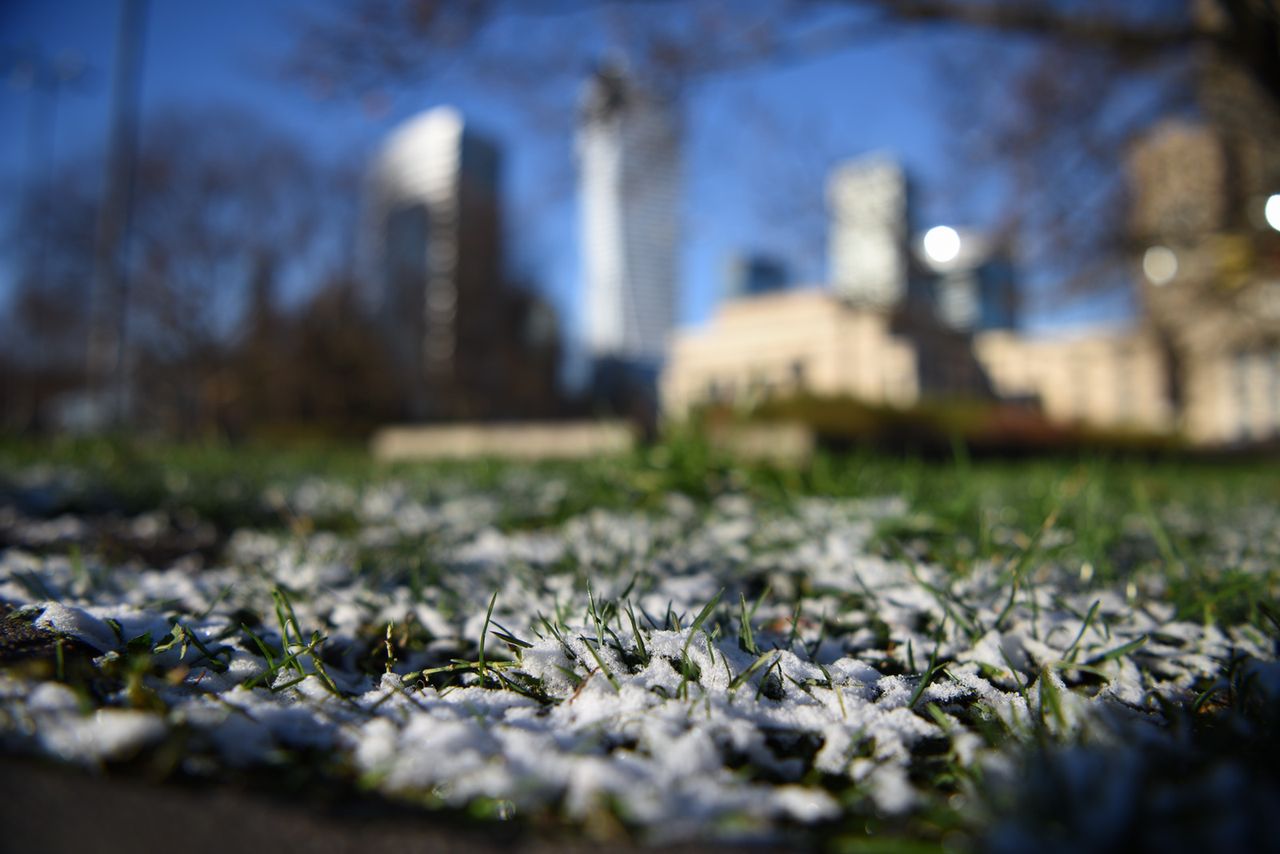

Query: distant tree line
1,106,407,439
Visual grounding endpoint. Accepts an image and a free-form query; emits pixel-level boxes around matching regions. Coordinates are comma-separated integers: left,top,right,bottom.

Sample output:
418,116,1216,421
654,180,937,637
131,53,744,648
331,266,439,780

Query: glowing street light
922,225,961,264
1142,245,1178,286
1266,193,1280,232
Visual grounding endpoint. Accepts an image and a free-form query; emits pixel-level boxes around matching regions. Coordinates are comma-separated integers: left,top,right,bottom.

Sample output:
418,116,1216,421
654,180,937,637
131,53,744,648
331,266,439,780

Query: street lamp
1142,245,1178,286
923,225,961,264
1265,193,1280,232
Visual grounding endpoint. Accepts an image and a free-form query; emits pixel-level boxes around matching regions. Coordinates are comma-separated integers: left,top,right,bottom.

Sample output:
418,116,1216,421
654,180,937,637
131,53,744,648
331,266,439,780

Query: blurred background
1,0,1277,451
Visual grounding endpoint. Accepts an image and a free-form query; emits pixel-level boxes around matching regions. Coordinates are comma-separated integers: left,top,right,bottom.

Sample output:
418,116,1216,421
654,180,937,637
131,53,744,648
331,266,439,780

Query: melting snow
0,477,1276,840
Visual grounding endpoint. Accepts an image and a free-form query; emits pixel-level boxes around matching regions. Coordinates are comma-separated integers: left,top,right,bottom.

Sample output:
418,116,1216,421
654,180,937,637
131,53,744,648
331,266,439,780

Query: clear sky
0,0,1126,344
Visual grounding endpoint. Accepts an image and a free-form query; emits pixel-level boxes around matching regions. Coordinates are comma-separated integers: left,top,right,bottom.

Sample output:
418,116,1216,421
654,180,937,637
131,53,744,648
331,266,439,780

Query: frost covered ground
1,448,1278,849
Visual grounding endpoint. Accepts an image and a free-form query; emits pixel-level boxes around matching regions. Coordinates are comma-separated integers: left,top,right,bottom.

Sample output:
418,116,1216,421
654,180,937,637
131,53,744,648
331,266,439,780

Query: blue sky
1,0,1126,342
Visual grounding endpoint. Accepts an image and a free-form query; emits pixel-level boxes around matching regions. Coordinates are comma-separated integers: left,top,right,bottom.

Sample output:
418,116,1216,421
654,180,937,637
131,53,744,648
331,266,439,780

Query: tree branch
850,0,1199,53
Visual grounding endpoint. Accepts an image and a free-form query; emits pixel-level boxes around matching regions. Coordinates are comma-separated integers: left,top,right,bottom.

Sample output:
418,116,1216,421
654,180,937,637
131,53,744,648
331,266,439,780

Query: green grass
4,432,1274,623
2,433,1277,847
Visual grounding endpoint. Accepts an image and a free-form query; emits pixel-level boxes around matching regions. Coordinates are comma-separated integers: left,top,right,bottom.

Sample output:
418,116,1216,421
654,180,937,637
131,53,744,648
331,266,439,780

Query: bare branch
851,0,1199,53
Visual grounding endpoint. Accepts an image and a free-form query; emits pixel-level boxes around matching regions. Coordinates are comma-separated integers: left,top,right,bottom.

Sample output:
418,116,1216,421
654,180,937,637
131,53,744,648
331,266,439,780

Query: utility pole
86,0,148,428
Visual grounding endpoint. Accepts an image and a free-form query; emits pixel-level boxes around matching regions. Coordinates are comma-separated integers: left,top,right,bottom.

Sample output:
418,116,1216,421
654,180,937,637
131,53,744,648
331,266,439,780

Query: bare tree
1,157,101,430
120,108,344,434
269,273,404,437
3,106,371,436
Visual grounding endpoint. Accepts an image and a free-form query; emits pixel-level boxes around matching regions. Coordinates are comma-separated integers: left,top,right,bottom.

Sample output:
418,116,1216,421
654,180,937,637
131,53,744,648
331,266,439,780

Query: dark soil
0,754,779,854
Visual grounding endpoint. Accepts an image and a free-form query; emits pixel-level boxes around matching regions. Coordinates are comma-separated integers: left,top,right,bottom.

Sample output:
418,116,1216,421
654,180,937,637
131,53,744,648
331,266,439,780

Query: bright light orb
1266,194,1280,232
1143,245,1178,286
923,226,961,264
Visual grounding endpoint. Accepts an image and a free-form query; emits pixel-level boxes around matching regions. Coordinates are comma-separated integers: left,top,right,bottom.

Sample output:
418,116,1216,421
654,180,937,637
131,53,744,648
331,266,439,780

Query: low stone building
973,328,1175,434
661,289,988,415
664,291,1277,444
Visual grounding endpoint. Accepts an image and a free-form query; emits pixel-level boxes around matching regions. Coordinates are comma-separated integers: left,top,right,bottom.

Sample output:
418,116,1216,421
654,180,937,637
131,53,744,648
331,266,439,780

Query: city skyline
1,0,1139,356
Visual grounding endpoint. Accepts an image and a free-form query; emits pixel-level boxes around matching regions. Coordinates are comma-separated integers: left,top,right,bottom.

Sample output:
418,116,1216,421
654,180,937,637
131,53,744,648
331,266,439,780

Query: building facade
1128,117,1280,444
724,253,789,300
828,154,911,306
661,287,1273,444
578,66,680,366
974,328,1174,433
661,292,1181,437
661,290,988,415
366,107,560,421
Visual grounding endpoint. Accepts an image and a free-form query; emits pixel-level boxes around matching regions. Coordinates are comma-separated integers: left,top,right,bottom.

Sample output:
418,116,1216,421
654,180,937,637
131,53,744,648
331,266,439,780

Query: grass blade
479,590,498,678
729,651,779,692
580,637,620,691
624,601,650,665
681,588,724,657
1063,599,1101,663
738,592,759,655
1084,634,1147,666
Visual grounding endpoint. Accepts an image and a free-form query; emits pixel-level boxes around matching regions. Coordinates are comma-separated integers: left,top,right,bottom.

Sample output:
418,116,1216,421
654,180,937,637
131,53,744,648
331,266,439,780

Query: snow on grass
0,473,1277,843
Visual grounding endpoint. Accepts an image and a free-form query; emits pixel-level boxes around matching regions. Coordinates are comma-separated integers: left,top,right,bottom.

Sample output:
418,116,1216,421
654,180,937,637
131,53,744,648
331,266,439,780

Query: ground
0,438,1277,851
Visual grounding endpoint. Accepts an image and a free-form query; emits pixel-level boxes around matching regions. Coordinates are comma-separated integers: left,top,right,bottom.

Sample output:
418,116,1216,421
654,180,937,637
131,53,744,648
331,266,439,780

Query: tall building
367,107,561,421
724,254,789,300
578,66,680,367
827,154,910,306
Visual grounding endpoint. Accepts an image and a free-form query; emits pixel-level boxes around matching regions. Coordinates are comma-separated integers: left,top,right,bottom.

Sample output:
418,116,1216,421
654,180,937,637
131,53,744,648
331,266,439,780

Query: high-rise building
724,254,789,300
578,66,680,367
828,154,910,306
366,107,505,419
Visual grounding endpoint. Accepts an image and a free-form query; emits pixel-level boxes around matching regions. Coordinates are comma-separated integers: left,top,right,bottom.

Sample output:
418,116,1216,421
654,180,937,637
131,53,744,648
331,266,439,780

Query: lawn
1,437,1277,850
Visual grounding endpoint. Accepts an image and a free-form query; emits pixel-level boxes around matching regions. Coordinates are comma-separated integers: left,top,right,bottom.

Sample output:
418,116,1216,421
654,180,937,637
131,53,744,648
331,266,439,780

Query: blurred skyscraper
724,254,789,300
367,107,560,420
578,65,680,372
827,154,910,306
